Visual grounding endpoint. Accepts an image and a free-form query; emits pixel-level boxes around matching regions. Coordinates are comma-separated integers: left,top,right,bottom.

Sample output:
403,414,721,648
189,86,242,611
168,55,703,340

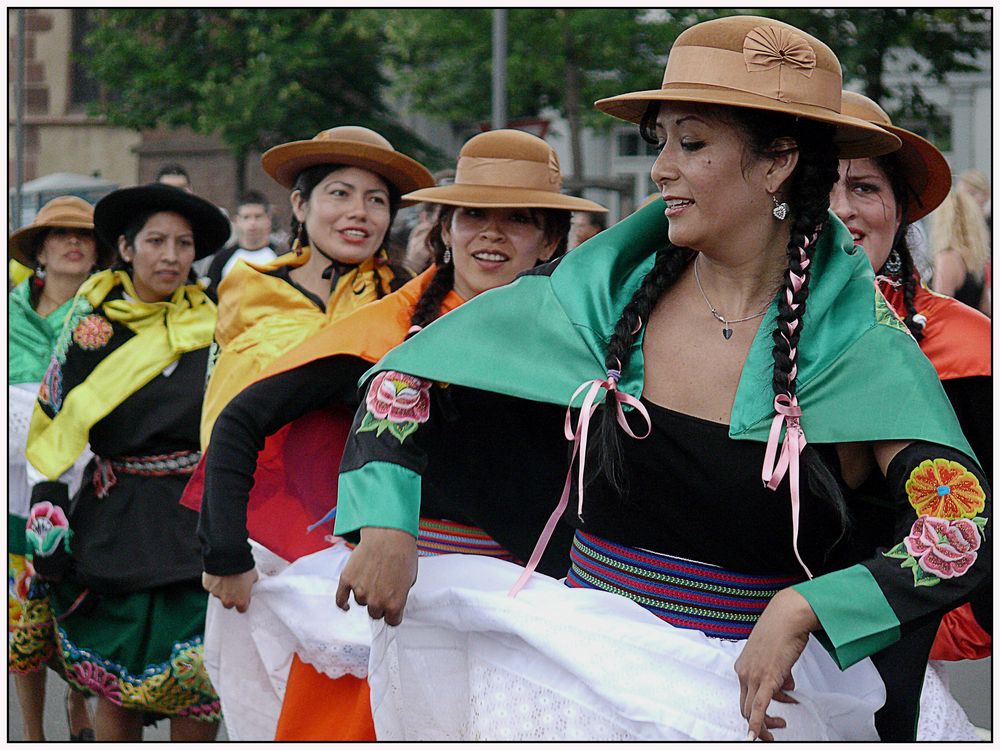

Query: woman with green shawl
8,195,112,740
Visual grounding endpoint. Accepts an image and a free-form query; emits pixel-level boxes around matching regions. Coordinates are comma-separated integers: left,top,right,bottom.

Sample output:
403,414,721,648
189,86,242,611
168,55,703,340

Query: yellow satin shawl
26,270,217,479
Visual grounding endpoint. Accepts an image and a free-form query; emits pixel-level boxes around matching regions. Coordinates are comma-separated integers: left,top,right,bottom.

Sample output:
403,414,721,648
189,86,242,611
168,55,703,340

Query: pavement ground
8,659,988,741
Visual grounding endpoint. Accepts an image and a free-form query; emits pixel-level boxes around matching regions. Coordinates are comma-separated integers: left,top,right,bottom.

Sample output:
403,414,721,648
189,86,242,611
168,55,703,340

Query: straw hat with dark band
94,183,231,260
261,126,434,206
840,91,951,222
595,16,901,160
402,130,607,213
8,196,114,268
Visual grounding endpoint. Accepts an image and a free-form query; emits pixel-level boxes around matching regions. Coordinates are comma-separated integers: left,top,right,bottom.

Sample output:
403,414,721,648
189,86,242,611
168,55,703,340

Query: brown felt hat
595,16,901,160
840,91,951,222
402,130,607,212
8,196,112,268
261,126,434,206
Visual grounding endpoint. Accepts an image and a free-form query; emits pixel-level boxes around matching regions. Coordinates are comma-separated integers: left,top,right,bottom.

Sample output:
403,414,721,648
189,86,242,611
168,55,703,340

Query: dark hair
288,163,401,254
594,101,848,547
111,209,198,283
407,205,571,333
238,190,270,212
579,211,607,232
155,162,190,181
870,153,924,341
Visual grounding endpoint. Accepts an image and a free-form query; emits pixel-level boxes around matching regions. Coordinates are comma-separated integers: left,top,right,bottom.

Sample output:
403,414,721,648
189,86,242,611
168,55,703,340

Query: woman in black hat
23,184,228,740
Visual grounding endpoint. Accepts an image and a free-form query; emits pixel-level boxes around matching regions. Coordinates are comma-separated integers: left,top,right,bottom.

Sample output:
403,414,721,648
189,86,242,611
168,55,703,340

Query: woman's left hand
734,587,819,741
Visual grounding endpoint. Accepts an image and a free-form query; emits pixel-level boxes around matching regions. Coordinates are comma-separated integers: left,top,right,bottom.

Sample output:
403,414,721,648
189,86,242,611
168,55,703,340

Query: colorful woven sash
565,531,802,640
93,449,200,499
314,508,516,561
415,517,517,561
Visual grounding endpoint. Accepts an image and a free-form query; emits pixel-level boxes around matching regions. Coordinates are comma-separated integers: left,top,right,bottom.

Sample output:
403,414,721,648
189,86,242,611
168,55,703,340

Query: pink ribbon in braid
761,235,816,580
509,361,651,596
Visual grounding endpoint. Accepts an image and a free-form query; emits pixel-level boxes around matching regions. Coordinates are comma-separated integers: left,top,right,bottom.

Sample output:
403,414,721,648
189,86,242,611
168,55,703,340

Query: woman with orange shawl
196,129,605,739
830,91,990,740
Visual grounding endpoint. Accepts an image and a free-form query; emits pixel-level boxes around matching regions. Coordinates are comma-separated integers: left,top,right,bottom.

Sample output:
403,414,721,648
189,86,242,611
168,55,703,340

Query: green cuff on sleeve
334,461,421,539
793,564,901,669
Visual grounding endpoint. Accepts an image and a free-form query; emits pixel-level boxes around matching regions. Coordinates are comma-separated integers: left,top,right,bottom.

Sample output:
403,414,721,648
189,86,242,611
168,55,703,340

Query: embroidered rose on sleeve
25,502,72,558
884,515,987,587
357,370,432,444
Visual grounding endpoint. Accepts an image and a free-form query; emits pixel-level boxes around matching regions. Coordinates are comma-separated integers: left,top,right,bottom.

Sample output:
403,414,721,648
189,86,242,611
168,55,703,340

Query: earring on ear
771,193,789,221
442,246,452,265
882,248,903,276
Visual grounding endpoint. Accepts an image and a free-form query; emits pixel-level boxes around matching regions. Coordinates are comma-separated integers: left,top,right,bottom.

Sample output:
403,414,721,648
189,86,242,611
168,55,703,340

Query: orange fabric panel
274,654,376,740
881,280,991,381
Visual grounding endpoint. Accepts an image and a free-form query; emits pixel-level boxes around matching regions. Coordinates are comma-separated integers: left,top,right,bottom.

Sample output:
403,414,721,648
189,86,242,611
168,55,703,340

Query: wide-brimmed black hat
94,183,231,259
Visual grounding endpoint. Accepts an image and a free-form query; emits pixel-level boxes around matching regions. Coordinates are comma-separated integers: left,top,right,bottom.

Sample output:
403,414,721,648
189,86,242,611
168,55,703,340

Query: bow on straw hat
595,15,901,160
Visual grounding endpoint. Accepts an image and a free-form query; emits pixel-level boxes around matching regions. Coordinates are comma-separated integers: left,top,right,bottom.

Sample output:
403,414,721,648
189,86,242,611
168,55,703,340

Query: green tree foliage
377,9,683,180
81,9,444,196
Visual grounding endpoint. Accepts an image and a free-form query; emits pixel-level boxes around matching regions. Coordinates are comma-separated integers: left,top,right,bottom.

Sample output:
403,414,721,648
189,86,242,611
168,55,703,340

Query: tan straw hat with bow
402,130,607,212
840,91,951,222
595,16,901,160
261,126,434,206
8,195,109,268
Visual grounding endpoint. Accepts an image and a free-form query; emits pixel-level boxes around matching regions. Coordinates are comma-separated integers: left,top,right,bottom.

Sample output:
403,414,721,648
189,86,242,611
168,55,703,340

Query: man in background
568,210,606,250
203,191,278,300
155,163,193,193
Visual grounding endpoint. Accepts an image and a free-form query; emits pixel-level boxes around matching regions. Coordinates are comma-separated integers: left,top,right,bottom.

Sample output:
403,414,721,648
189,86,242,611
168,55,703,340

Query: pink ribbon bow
509,369,651,596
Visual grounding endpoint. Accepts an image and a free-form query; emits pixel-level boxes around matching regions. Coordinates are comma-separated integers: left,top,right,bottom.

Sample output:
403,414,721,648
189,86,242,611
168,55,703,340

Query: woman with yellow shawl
24,184,228,740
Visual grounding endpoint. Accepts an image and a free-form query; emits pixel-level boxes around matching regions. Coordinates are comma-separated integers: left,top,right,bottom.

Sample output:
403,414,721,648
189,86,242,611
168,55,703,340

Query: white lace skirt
202,541,371,740
367,555,886,741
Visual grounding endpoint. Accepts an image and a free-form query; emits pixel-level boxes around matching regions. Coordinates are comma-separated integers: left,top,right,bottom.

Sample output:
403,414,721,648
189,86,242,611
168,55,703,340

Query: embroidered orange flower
905,459,985,519
72,314,113,350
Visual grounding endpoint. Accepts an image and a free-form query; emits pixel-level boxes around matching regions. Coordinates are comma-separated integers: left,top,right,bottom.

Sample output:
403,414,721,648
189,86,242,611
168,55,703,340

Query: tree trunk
563,27,584,184
233,145,248,207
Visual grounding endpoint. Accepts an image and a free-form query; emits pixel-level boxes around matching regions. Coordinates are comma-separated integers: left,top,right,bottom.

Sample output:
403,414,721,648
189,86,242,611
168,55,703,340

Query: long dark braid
875,153,925,341
896,234,924,341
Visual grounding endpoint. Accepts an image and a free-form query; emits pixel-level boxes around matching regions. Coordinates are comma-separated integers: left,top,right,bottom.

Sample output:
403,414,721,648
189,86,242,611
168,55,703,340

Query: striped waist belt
565,531,802,640
321,507,518,561
93,449,200,499
416,517,518,561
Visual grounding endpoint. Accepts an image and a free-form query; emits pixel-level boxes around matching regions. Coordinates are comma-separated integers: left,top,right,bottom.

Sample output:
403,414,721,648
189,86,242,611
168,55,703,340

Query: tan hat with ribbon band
595,16,901,160
403,130,607,212
840,91,951,222
8,195,111,268
262,126,434,207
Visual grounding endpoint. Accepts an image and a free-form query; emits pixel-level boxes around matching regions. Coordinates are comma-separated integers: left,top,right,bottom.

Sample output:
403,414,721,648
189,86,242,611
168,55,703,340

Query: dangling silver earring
771,194,789,221
443,246,452,265
882,248,902,276
34,263,47,281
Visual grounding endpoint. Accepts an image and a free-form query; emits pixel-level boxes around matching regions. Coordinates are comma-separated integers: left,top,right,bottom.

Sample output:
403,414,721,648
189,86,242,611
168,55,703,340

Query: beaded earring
771,194,789,221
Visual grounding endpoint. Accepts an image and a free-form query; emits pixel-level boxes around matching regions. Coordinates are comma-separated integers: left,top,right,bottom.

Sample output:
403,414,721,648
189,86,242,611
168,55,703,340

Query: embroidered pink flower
71,661,122,704
366,371,431,424
72,314,113,350
26,502,71,558
904,516,981,579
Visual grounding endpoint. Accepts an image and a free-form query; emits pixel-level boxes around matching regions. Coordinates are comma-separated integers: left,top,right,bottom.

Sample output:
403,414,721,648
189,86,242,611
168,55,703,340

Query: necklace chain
693,256,771,338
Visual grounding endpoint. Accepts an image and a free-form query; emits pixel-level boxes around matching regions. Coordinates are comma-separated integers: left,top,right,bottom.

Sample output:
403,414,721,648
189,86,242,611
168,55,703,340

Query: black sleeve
942,376,992,481
197,355,368,575
203,246,235,302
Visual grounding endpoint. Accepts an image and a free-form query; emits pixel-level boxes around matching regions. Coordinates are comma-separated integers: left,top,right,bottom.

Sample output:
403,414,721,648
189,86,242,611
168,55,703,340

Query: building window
615,130,659,158
69,9,101,109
